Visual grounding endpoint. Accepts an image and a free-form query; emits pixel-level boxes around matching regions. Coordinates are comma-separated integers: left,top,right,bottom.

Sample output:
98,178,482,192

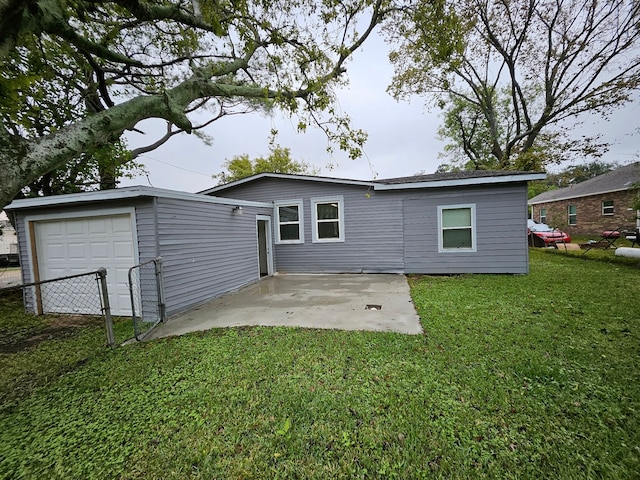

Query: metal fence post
98,267,115,347
156,257,166,322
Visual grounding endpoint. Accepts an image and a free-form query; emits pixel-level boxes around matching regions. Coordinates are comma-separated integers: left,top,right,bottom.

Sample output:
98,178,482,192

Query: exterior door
256,216,274,277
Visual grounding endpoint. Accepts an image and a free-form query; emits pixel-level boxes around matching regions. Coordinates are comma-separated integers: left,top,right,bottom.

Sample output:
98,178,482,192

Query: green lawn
1,250,638,479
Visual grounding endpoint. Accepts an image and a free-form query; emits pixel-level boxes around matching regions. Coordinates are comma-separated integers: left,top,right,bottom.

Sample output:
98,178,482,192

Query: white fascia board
199,173,376,194
5,185,272,210
528,187,630,205
373,173,546,190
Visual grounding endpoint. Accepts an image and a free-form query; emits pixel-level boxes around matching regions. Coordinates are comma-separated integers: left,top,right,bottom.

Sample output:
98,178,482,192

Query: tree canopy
388,0,640,171
0,0,393,210
19,140,145,198
213,145,319,184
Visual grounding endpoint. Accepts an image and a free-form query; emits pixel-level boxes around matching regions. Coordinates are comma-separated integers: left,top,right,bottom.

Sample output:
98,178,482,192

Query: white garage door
35,214,136,315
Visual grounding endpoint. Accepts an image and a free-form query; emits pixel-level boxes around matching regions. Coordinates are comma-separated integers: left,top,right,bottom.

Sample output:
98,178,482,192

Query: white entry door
34,213,136,315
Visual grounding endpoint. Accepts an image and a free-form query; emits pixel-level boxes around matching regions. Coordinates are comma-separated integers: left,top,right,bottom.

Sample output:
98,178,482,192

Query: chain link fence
0,269,116,346
129,258,165,341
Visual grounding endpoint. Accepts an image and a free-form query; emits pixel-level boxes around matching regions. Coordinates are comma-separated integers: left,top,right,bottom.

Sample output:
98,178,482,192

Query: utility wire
140,154,213,177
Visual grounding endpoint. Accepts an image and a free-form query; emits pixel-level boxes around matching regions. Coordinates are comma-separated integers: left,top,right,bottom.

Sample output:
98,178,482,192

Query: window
568,205,577,225
311,196,344,242
274,200,303,244
602,200,614,215
438,204,476,252
539,208,547,224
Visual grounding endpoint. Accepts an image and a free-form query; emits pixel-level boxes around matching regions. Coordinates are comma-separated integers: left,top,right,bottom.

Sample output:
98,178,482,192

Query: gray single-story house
6,170,544,318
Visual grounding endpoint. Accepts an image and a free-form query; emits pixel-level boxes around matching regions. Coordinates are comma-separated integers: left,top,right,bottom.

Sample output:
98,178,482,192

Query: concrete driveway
146,274,423,340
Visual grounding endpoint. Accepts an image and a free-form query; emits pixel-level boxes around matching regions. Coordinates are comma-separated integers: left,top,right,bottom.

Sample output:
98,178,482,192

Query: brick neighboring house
528,162,640,236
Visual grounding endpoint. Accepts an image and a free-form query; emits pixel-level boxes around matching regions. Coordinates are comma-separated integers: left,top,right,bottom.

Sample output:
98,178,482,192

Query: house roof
200,170,545,194
374,170,544,190
528,162,640,205
5,185,272,211
5,170,546,212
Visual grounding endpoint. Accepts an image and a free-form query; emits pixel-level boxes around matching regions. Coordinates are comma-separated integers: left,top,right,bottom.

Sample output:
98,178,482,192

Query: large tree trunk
0,62,274,210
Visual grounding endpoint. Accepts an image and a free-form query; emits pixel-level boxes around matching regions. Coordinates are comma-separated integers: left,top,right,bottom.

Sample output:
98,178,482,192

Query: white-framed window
539,208,547,224
568,205,577,225
438,204,476,252
311,196,345,243
274,200,304,244
602,200,614,215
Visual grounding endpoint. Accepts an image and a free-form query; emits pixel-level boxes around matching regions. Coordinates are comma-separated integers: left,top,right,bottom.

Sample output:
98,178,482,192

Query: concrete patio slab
146,273,423,340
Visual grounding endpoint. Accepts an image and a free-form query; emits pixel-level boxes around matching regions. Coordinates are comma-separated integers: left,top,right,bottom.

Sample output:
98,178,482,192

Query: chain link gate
128,257,165,341
1,268,116,346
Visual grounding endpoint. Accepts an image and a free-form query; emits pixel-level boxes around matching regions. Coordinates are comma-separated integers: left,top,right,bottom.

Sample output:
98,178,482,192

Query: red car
527,220,571,246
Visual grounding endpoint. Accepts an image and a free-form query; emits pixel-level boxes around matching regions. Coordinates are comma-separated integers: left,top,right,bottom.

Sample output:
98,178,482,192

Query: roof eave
5,186,272,210
200,173,377,194
528,186,631,204
374,173,546,190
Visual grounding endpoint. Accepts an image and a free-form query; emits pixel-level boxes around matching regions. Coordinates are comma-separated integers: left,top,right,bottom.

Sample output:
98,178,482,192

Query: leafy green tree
435,91,588,172
388,0,640,171
1,32,145,197
19,140,145,198
0,0,393,210
0,31,146,197
435,93,502,171
213,146,319,184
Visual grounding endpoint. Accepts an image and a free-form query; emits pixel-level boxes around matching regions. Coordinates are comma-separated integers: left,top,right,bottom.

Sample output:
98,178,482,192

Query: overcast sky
121,33,640,193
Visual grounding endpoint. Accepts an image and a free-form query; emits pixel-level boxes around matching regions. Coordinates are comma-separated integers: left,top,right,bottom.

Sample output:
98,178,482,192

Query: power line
140,154,213,177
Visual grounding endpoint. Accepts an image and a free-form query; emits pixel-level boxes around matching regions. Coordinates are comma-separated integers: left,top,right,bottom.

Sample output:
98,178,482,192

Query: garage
30,210,137,316
7,187,275,320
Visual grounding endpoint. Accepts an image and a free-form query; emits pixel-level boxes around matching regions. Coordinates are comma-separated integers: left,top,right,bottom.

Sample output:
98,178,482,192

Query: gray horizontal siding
14,213,35,312
212,178,405,273
14,212,32,286
213,178,531,274
134,199,158,262
154,197,273,317
403,185,530,273
11,197,276,317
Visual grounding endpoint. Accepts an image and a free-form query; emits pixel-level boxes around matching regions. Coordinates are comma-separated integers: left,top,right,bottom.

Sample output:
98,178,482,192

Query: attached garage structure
7,187,273,317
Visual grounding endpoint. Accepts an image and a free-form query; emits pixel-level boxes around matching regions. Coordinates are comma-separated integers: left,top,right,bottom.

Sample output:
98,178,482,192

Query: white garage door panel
89,218,108,235
90,242,110,260
112,215,132,233
68,243,87,260
114,241,134,259
35,214,136,316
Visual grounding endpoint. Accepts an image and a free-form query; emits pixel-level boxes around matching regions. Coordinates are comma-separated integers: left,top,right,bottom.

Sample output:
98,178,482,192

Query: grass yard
0,249,638,479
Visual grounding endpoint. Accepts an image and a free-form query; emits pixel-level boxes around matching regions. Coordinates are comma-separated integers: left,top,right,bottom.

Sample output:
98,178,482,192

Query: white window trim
602,200,614,216
539,208,547,224
568,205,577,225
311,196,345,243
437,204,477,253
274,200,304,244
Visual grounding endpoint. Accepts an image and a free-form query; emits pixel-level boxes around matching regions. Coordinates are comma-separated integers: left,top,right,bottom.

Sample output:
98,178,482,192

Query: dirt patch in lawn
0,315,101,354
